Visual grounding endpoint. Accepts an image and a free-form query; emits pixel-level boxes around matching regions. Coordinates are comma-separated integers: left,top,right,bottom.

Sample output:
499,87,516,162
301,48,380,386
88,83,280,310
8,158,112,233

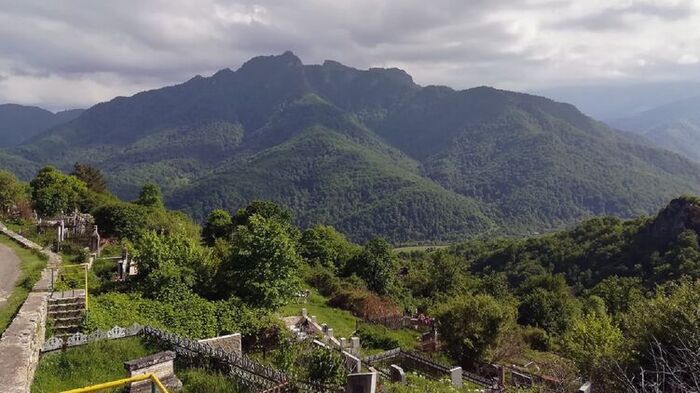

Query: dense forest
2,164,700,392
3,52,700,242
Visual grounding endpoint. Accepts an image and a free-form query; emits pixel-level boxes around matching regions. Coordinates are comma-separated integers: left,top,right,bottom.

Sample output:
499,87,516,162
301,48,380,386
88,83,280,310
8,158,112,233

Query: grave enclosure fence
142,326,343,393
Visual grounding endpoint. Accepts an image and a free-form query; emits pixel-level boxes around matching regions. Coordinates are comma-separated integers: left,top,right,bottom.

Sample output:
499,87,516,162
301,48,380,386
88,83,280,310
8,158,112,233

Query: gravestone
124,351,182,393
346,372,377,393
390,364,406,384
450,367,462,387
578,381,592,393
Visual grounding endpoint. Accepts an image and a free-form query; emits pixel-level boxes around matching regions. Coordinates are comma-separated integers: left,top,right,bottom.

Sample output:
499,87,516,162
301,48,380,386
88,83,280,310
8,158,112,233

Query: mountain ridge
3,51,700,242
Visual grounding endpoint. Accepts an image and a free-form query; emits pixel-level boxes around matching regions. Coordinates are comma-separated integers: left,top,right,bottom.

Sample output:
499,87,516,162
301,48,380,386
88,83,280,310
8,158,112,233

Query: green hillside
3,52,700,241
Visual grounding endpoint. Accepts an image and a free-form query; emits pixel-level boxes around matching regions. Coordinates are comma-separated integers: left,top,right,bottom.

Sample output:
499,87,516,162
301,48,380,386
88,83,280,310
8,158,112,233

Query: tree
71,162,108,193
305,346,347,388
561,311,625,386
136,183,164,209
93,202,148,240
202,209,233,246
30,166,89,217
434,294,516,366
134,231,211,297
517,274,581,335
299,225,357,272
0,170,27,214
216,214,302,309
590,276,645,318
348,237,395,295
233,200,293,227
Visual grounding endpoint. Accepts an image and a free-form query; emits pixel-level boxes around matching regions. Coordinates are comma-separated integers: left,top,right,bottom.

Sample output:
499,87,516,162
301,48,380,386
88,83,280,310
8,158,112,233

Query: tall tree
0,170,27,214
136,183,164,209
348,237,395,295
202,209,233,246
30,166,88,217
71,162,108,194
217,214,302,309
299,225,357,272
434,294,516,366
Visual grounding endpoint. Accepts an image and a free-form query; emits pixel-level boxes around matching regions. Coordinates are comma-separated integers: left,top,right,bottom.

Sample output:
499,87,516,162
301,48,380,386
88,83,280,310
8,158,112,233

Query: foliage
92,201,148,240
347,237,395,295
71,162,108,194
384,372,481,392
31,337,154,393
179,368,248,393
136,183,164,209
304,345,347,388
356,323,400,350
133,231,212,296
561,311,625,384
216,214,302,309
0,170,28,214
300,225,358,272
434,294,516,366
516,275,581,335
328,288,401,320
202,209,233,246
30,166,89,217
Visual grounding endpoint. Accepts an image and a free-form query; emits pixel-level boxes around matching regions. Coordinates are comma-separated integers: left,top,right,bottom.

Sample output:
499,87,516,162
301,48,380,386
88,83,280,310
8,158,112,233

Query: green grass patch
31,337,156,393
0,234,47,335
279,291,420,354
280,290,359,339
179,368,249,393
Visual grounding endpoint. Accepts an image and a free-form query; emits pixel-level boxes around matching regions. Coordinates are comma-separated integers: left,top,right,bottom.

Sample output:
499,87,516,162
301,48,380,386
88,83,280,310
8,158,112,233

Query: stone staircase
47,290,85,338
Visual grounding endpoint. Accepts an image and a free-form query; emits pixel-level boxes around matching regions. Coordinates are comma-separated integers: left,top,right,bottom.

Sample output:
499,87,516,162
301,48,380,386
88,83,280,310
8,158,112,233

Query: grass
280,291,359,339
279,290,420,355
179,368,249,393
32,336,249,393
31,337,156,393
0,234,47,334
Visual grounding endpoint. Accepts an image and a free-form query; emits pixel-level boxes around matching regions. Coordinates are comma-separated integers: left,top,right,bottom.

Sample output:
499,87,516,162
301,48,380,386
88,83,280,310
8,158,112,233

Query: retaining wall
0,223,59,393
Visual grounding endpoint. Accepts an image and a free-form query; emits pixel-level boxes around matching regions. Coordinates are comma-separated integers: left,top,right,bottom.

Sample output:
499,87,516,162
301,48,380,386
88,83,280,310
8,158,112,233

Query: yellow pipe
60,373,169,393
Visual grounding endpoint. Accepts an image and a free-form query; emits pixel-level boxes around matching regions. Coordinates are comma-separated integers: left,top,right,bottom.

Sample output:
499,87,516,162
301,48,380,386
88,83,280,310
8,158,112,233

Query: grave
124,351,182,393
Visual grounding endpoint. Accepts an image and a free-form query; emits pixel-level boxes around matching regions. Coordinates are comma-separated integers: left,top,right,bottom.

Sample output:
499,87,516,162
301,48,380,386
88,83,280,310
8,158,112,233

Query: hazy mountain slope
0,104,83,147
4,52,700,241
612,96,700,162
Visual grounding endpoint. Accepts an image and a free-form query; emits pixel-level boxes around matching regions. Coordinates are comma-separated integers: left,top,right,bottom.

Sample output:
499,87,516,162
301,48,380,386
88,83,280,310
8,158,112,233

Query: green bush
356,324,400,350
308,269,342,297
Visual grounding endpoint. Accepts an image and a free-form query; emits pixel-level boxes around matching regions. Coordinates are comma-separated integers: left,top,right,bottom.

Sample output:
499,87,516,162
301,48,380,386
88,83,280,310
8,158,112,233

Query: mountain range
2,52,700,242
610,96,700,163
0,104,83,148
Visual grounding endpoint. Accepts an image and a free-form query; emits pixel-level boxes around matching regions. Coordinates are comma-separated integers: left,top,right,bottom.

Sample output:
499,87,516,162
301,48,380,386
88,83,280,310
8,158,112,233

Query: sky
1,0,699,111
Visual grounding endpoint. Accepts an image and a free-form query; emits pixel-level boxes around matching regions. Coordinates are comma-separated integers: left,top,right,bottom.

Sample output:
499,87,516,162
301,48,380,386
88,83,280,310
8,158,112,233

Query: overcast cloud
0,0,699,110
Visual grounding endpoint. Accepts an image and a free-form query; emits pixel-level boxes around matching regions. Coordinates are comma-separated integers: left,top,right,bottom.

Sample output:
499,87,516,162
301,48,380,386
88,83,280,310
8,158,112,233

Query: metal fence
363,348,502,391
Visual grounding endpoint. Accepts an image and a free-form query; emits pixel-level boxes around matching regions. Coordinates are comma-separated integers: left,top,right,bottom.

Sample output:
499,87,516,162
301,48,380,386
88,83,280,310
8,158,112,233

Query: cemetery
0,171,607,392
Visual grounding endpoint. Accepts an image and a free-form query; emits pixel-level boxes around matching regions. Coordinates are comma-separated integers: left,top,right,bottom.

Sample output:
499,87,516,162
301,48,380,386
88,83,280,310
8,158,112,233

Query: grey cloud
0,0,697,109
552,0,696,31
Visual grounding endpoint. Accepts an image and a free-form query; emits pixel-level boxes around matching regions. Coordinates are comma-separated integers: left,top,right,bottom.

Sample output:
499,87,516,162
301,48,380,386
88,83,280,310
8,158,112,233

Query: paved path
0,243,21,308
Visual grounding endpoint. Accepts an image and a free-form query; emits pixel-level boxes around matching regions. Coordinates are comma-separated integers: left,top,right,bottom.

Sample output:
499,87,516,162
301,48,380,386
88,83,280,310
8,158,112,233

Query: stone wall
198,333,242,355
0,223,59,393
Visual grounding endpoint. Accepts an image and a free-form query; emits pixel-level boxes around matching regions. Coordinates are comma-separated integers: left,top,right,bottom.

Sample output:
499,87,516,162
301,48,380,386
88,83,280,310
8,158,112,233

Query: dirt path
0,243,21,309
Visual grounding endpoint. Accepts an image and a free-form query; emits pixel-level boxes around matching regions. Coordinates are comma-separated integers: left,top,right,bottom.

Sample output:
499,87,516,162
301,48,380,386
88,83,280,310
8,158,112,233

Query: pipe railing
59,372,169,393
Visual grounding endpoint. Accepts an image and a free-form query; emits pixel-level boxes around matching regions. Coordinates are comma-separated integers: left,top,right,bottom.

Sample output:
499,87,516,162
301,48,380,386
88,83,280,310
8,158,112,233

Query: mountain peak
238,51,303,73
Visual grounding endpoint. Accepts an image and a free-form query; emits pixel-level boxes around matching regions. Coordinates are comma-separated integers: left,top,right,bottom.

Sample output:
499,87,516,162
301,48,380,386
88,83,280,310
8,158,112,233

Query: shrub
329,288,400,320
308,269,342,297
356,324,400,350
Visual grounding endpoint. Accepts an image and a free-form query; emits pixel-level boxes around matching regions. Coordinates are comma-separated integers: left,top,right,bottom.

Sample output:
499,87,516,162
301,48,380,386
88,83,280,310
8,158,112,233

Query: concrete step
47,309,84,318
48,303,85,312
48,297,85,306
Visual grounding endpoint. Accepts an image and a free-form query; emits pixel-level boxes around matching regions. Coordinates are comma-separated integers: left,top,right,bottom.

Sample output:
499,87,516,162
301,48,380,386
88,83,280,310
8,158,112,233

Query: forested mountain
611,96,700,162
3,52,700,242
0,104,83,147
454,195,700,291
